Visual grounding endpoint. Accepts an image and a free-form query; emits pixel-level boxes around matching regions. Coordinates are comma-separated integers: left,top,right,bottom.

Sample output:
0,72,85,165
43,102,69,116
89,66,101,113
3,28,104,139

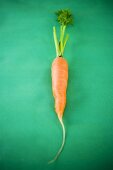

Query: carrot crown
53,9,73,57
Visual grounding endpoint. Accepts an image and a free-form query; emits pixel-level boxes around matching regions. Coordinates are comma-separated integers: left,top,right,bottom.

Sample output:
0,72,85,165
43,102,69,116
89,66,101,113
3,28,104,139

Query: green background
0,0,113,170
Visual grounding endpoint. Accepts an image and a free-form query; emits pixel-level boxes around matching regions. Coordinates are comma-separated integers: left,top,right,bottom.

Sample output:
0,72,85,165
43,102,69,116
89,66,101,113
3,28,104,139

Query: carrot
52,57,68,119
48,9,73,164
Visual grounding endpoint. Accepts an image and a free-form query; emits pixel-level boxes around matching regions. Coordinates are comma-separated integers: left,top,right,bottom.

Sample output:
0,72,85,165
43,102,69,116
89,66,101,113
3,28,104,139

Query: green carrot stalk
53,9,73,57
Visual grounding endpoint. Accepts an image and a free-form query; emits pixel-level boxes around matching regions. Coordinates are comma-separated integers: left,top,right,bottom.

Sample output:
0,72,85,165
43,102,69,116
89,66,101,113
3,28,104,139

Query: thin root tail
48,118,65,164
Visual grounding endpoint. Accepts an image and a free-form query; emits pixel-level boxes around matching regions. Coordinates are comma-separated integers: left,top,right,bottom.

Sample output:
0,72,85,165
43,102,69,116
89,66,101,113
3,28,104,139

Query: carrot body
52,57,68,119
48,56,68,164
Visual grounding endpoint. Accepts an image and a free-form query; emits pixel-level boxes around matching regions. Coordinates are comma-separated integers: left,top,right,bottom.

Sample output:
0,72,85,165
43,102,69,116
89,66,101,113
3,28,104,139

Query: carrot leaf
53,9,73,57
56,9,73,26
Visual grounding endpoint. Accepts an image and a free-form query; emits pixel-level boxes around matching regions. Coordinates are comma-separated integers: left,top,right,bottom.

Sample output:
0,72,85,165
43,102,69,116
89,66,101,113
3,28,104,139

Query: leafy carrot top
56,9,73,25
53,9,73,57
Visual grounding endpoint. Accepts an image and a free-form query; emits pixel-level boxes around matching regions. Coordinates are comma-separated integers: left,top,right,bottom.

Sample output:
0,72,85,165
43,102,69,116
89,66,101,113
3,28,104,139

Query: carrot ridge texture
52,57,68,119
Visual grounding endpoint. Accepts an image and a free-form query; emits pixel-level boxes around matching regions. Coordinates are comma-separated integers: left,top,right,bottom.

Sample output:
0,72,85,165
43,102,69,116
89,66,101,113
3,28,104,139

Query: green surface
0,0,113,170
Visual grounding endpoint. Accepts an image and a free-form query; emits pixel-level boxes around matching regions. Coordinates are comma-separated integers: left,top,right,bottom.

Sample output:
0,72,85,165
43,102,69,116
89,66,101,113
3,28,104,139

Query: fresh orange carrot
52,57,68,119
48,9,73,164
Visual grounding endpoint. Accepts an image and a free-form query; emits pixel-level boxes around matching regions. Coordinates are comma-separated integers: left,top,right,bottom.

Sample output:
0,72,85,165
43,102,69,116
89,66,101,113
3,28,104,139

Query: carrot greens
53,9,73,57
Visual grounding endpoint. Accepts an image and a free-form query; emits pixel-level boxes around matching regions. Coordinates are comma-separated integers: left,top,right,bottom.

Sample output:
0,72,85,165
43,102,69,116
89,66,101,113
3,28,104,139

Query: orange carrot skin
51,57,68,119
